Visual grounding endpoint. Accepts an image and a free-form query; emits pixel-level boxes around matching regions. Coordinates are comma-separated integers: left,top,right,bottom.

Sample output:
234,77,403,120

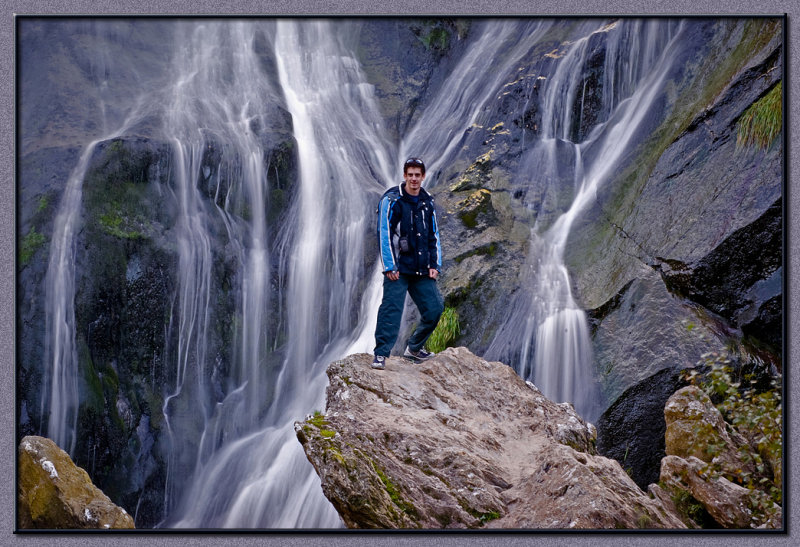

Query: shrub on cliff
682,350,782,522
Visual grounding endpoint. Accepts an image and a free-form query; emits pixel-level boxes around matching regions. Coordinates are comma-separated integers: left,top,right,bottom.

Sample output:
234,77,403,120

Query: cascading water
163,19,396,528
33,17,691,528
42,143,99,456
402,19,551,179
41,113,151,456
157,21,284,516
486,19,682,420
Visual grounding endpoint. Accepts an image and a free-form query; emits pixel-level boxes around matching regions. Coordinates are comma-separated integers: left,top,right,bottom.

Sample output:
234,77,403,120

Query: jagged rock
659,455,781,529
296,348,685,529
588,269,736,411
455,188,497,229
656,386,781,529
17,436,135,529
664,386,754,478
657,198,782,356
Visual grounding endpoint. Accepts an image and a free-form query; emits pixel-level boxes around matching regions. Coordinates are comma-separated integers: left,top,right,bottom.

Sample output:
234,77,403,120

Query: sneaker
404,346,435,361
371,355,386,370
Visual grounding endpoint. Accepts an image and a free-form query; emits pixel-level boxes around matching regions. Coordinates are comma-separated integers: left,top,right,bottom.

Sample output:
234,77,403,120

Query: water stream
485,19,682,420
35,17,687,528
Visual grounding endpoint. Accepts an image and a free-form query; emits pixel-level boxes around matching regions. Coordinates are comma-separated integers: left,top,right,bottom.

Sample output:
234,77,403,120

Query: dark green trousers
374,274,444,357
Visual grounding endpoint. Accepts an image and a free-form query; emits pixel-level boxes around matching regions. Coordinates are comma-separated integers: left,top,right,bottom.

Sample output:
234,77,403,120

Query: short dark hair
403,157,426,175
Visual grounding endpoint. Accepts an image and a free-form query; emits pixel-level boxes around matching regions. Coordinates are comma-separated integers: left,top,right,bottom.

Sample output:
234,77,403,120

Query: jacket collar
399,182,431,201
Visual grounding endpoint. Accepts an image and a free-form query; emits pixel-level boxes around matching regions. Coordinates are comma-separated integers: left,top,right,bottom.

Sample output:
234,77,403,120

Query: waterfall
163,19,395,528
41,107,151,456
402,19,551,180
486,19,682,420
42,143,97,456
32,17,692,528
156,21,282,516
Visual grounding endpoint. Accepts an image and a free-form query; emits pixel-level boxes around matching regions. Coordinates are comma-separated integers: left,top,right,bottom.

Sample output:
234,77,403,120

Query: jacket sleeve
378,195,397,272
429,205,442,271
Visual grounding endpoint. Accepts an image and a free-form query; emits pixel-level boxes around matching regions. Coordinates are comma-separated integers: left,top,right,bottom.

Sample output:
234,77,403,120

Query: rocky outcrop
18,436,135,529
657,387,782,529
576,23,783,492
660,455,777,529
296,348,685,529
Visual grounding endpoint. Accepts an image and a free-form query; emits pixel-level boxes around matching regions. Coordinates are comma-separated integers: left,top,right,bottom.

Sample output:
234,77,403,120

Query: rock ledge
296,347,685,529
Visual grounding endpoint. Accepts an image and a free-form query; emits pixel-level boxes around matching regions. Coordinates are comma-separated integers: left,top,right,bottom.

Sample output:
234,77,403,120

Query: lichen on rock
657,386,782,528
17,435,135,529
296,348,685,529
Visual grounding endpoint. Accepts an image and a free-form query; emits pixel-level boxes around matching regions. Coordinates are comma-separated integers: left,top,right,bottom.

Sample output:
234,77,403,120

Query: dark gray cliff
565,20,782,482
414,18,782,487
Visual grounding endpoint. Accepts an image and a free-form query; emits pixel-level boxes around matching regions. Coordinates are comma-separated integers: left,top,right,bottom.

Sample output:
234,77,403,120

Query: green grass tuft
737,81,782,150
307,410,329,428
427,307,460,353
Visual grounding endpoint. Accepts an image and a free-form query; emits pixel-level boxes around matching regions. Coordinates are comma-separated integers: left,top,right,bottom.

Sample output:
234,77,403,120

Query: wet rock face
573,25,783,492
587,271,730,405
596,367,687,490
657,198,782,356
355,19,471,140
18,436,135,529
296,348,685,529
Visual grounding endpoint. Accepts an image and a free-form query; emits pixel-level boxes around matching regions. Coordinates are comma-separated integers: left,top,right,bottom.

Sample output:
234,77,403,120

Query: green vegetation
636,513,653,529
37,194,50,213
478,510,501,524
564,19,782,295
453,242,497,264
307,410,329,428
99,206,145,240
413,19,467,54
670,487,714,527
19,227,46,266
457,189,494,229
737,81,782,150
421,27,449,51
457,497,501,526
427,307,460,353
683,350,782,521
371,460,418,519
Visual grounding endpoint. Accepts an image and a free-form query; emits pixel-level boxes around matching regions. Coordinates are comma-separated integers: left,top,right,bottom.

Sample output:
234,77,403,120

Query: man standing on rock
372,157,444,370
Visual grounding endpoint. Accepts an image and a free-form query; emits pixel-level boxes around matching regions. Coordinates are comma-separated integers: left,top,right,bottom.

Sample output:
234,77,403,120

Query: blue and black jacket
377,183,442,276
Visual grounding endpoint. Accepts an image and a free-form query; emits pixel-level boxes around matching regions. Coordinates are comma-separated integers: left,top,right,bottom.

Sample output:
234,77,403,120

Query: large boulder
663,386,754,477
17,436,135,529
659,456,780,529
296,347,685,529
657,386,781,529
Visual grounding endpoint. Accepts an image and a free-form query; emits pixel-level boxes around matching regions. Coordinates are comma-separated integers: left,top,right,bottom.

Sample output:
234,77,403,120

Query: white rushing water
37,17,687,528
42,106,151,455
486,19,682,419
42,142,99,456
164,19,396,527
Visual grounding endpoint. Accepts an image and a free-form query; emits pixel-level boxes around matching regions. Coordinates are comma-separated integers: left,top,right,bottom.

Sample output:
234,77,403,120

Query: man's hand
386,271,400,281
429,268,438,280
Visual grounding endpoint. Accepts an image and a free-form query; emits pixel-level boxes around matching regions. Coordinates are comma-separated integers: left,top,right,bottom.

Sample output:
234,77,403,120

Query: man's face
404,166,425,195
